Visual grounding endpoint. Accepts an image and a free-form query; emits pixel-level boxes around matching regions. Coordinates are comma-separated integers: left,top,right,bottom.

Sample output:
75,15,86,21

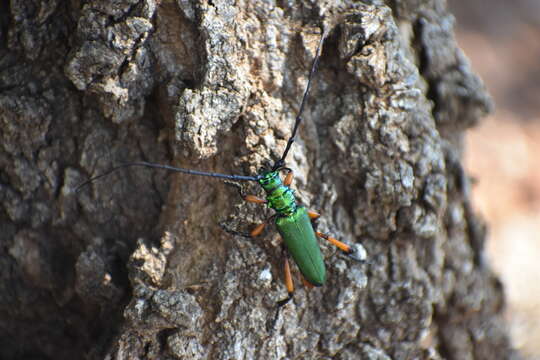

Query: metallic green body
276,206,326,285
259,171,326,286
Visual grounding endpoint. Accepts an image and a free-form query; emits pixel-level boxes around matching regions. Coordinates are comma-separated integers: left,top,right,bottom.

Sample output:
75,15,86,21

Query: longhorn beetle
76,28,363,306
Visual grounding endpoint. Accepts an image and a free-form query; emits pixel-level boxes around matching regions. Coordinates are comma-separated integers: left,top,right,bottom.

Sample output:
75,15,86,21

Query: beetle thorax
258,171,297,216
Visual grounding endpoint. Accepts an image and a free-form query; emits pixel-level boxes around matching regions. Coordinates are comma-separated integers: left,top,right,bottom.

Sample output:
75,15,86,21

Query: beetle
76,28,363,306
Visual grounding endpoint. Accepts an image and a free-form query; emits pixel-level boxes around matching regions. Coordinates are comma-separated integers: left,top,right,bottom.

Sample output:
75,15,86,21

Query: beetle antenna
75,161,262,192
273,27,328,171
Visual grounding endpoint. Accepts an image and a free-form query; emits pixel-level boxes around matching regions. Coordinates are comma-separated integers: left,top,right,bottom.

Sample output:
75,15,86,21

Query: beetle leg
277,251,294,307
224,181,267,205
276,167,294,186
250,223,266,237
245,195,267,204
301,275,315,289
249,214,278,237
267,246,295,332
219,221,266,238
316,231,354,255
307,210,320,219
283,169,293,186
219,222,252,238
220,213,276,238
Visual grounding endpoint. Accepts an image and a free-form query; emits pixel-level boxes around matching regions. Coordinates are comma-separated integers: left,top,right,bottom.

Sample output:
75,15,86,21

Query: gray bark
0,0,519,359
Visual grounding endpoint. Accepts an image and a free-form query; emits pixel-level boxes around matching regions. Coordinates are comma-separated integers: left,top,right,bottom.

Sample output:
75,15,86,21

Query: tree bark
0,0,520,359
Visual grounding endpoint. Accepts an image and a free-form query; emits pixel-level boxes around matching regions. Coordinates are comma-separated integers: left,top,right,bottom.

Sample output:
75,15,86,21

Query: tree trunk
0,0,520,359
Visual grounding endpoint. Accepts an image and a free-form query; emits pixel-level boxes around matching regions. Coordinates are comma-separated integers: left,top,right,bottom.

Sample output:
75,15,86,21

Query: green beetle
76,28,362,306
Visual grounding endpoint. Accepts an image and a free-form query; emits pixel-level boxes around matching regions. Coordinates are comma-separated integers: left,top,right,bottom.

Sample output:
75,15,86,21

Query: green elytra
76,28,359,305
259,171,326,286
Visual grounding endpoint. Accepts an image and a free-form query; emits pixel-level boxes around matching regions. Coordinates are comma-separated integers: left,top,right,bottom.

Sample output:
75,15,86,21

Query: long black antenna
273,27,328,171
77,29,327,191
75,161,262,192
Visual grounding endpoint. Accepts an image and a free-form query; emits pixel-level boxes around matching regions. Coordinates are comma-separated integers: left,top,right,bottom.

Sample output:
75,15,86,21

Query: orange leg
316,231,353,255
301,276,315,289
221,182,269,237
243,191,267,236
284,170,293,186
220,221,267,238
250,223,266,237
277,254,294,307
245,194,266,204
224,181,266,205
219,222,252,238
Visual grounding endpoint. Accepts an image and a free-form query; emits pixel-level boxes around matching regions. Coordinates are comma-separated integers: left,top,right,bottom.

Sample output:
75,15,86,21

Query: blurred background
448,0,540,358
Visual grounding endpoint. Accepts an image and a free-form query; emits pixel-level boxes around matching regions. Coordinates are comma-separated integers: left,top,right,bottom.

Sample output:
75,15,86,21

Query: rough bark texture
0,0,520,359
